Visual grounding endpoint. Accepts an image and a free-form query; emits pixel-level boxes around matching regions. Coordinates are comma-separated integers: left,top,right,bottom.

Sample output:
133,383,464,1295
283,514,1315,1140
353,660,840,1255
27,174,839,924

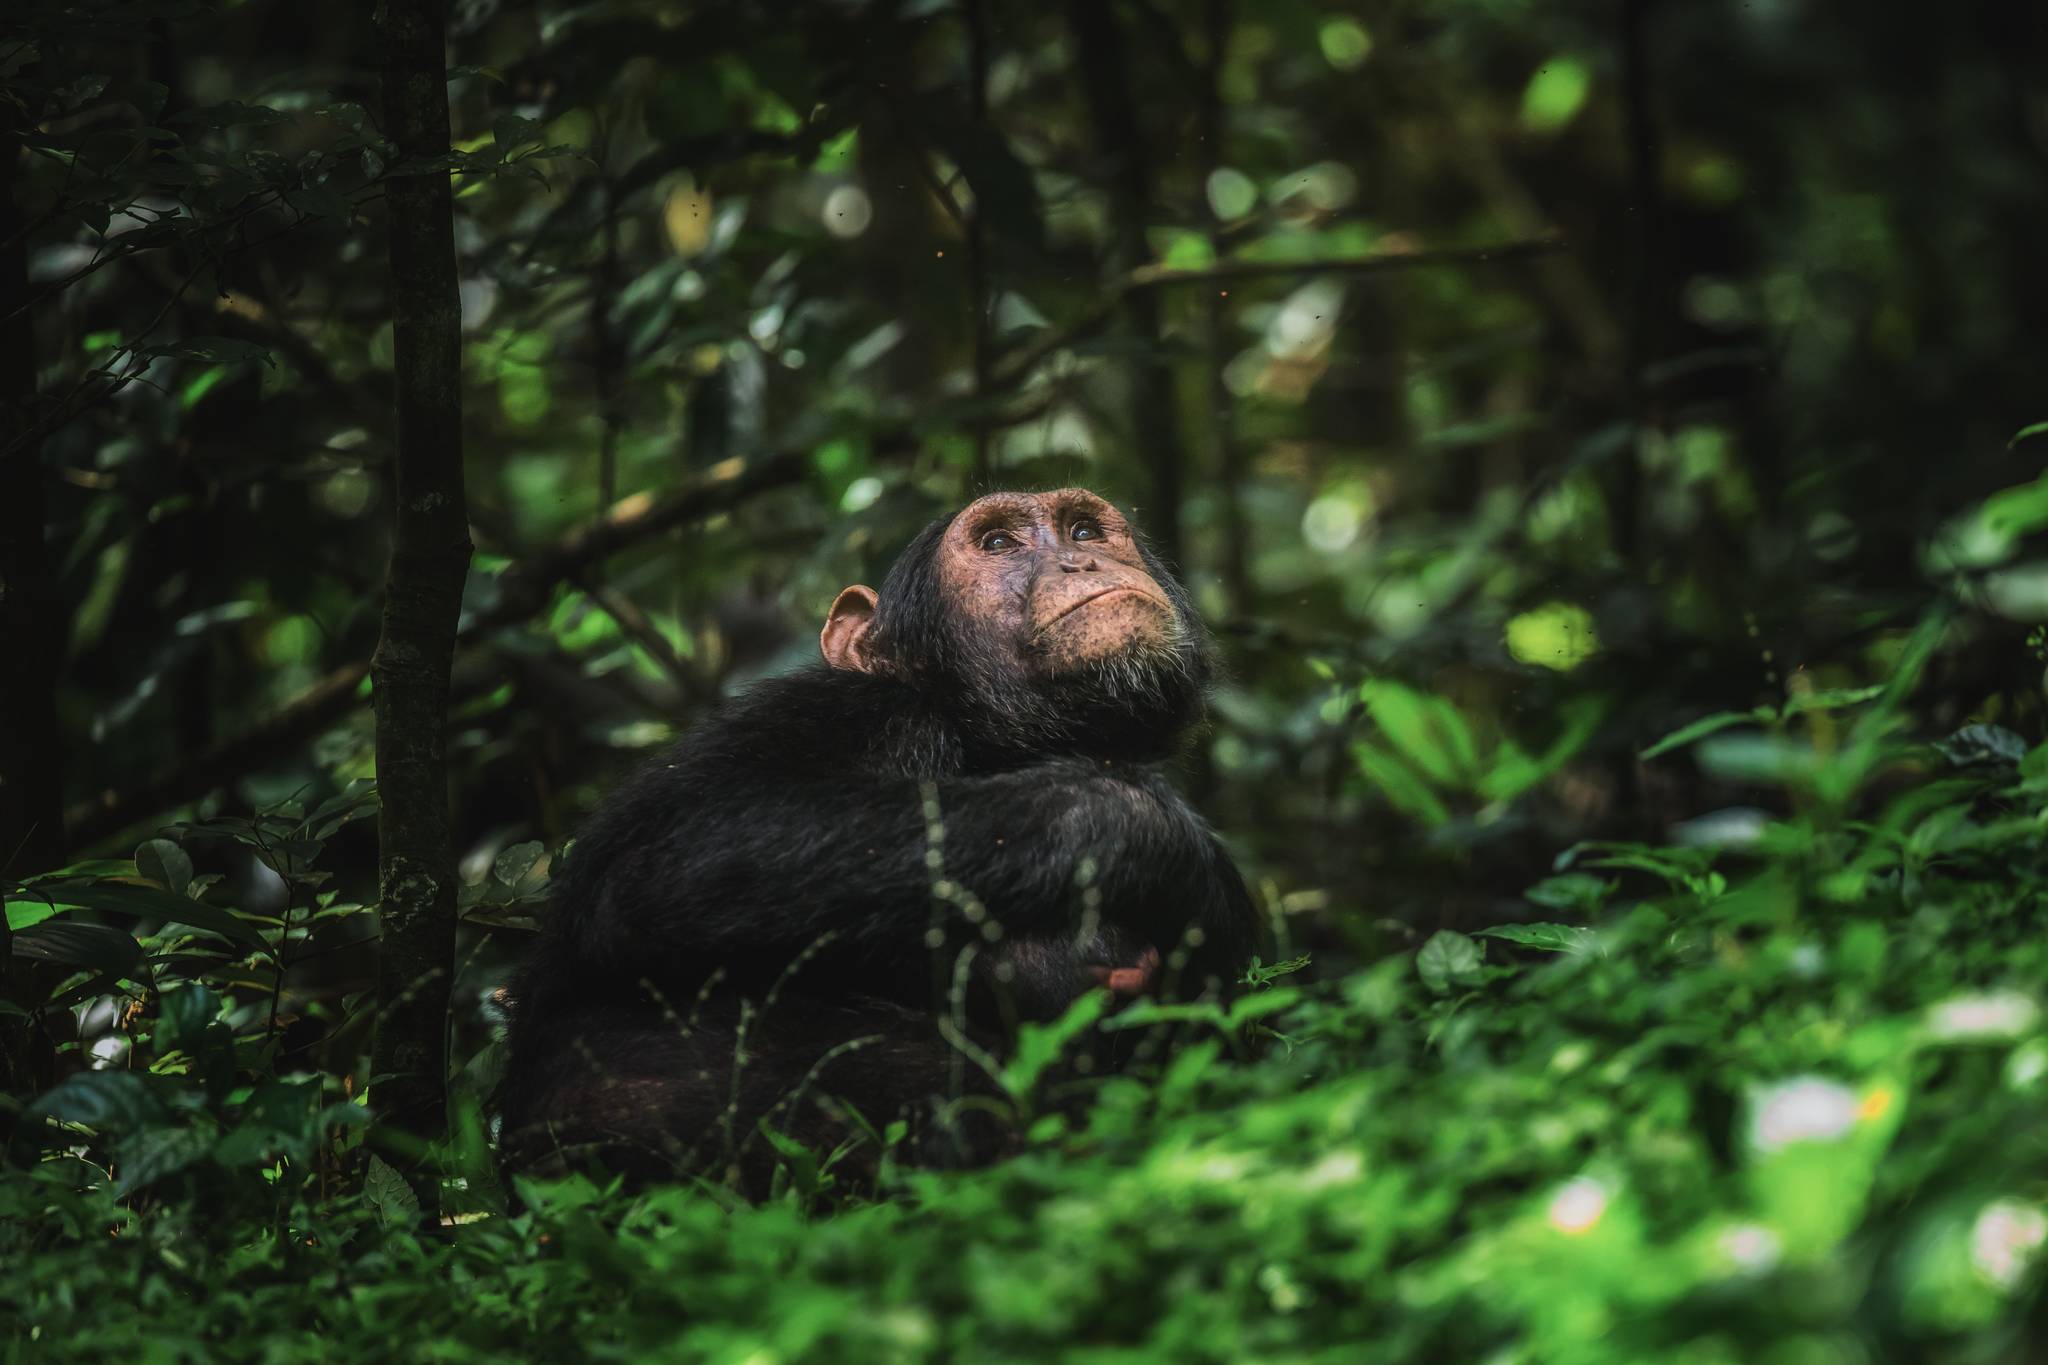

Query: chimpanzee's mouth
1035,585,1169,632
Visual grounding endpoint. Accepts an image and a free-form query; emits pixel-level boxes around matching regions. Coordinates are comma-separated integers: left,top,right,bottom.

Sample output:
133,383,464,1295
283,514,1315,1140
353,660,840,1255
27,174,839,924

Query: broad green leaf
492,840,547,891
114,1125,216,1197
364,1156,423,1228
1521,57,1590,133
1351,741,1451,825
33,1070,165,1130
1359,680,1476,786
1417,929,1483,993
136,838,192,895
12,921,143,979
156,984,224,1056
1524,873,1612,912
1934,724,2027,766
8,879,269,952
1505,602,1600,671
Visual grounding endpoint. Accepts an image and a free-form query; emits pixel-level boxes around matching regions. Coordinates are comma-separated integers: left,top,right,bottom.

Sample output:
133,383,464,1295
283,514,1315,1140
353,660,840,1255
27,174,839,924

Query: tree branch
63,450,805,850
993,234,1568,388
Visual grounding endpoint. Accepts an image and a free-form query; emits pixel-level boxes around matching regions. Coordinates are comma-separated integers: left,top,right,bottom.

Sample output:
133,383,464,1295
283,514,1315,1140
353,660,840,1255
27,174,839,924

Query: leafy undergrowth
14,643,2048,1362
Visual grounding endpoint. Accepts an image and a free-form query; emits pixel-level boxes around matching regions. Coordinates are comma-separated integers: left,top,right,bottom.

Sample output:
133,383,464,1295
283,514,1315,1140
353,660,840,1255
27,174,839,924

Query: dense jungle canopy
6,0,2048,1358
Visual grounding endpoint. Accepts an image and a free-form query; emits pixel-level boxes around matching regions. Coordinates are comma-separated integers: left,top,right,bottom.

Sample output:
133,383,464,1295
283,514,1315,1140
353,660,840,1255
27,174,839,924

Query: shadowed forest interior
6,0,2048,1358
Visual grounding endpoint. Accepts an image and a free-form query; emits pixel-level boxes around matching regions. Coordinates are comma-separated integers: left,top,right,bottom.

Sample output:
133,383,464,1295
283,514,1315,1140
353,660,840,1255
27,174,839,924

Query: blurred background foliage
20,0,2047,942
8,0,2048,1357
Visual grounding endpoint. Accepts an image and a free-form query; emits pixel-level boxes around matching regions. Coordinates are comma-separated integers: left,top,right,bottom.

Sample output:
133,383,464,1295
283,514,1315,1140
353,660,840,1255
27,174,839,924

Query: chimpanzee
500,488,1260,1192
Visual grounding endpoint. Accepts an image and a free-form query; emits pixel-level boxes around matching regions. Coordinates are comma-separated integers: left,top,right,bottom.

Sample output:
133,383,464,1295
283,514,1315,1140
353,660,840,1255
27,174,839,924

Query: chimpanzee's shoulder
665,667,950,776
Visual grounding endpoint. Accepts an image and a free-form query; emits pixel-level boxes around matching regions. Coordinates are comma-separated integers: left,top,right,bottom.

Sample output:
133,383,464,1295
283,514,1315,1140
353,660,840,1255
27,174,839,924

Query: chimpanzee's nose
1056,553,1099,573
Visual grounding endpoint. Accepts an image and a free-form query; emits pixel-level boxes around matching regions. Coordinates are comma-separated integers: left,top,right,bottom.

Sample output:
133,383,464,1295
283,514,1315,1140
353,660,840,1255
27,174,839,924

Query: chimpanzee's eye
1070,519,1104,542
981,530,1019,552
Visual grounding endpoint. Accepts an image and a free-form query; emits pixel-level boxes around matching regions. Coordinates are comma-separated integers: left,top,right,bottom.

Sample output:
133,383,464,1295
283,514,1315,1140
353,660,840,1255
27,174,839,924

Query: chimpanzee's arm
558,756,1244,982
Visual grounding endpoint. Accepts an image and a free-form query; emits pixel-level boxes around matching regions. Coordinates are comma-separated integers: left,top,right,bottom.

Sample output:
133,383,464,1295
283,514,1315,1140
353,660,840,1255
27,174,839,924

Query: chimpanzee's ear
821,585,881,672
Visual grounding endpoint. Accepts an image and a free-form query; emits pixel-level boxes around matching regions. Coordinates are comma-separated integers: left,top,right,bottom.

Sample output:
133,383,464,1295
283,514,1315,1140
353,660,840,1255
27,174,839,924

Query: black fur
500,501,1260,1192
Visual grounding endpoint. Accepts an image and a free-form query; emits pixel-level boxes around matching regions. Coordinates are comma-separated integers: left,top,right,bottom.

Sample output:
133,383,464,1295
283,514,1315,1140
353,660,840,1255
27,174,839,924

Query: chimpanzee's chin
1048,653,1205,751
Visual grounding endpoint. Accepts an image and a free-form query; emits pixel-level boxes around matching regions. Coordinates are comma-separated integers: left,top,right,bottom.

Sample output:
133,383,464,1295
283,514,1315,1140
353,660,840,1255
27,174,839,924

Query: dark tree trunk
1616,0,1665,569
1068,0,1188,575
370,0,472,1209
1201,0,1248,616
965,0,995,486
0,100,66,1115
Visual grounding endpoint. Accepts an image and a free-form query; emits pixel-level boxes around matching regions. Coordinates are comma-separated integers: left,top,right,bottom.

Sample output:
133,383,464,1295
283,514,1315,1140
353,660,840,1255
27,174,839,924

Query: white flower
1547,1177,1609,1235
1716,1222,1781,1273
1750,1076,1859,1152
2007,1041,2048,1089
1928,992,2039,1042
1971,1201,2048,1289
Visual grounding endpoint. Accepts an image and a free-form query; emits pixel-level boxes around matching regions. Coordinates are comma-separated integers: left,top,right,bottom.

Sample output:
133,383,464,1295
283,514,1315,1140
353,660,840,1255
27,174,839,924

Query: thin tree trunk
1068,0,1187,574
964,0,995,487
1,101,66,1116
592,124,622,512
1201,0,1248,615
370,0,471,1208
1613,0,1665,837
1617,0,1664,569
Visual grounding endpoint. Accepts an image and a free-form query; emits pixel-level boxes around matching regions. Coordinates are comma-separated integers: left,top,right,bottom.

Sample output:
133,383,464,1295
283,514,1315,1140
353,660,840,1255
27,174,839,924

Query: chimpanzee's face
820,488,1210,758
938,490,1181,676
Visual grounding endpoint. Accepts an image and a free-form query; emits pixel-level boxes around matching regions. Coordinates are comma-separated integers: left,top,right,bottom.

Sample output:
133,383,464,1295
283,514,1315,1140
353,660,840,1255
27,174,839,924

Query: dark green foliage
8,0,2048,1355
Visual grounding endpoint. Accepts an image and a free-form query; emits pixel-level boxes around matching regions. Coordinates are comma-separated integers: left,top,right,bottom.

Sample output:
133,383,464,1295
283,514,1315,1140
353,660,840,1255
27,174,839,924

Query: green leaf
1783,685,1885,715
1359,681,1477,787
131,336,275,368
33,1070,166,1130
1351,741,1451,826
2008,421,2048,450
1479,696,1606,802
12,921,143,979
1001,990,1109,1100
1639,709,1767,761
757,1122,823,1201
1524,873,1612,912
315,101,371,133
1694,733,1821,786
114,1125,216,1197
1520,57,1590,133
365,1156,423,1228
157,984,224,1055
1416,930,1483,993
492,841,547,891
136,838,192,895
308,785,380,840
492,113,543,154
1225,987,1303,1027
1476,922,1601,956
215,1080,325,1167
169,100,292,129
283,185,353,222
1934,724,2028,766
7,878,269,952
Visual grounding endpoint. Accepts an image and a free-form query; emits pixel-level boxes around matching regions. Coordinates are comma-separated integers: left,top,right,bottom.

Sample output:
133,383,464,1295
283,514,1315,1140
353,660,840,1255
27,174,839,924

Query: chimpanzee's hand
1086,944,1161,997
